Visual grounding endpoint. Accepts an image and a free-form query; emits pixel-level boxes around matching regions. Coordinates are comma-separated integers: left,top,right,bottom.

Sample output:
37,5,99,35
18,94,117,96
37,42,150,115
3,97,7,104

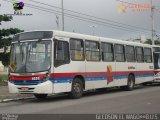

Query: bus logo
13,1,24,15
117,2,151,13
107,65,113,84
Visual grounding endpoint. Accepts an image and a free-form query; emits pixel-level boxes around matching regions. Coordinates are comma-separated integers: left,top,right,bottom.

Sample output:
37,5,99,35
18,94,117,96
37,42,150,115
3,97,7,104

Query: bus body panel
8,30,155,95
154,69,160,82
8,80,53,94
152,46,160,82
52,61,85,93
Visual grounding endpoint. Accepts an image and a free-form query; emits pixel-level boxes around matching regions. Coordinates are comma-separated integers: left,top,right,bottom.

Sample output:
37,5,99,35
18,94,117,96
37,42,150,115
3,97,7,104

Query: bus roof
13,30,153,47
53,30,152,47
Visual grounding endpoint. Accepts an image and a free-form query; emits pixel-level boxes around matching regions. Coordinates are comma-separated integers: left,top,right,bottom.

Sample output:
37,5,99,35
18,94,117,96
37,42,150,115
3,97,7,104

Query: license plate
20,87,29,91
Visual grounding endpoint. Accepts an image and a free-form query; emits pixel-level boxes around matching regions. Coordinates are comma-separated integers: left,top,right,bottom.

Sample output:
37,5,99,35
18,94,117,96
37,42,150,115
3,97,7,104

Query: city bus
152,45,160,82
8,30,154,99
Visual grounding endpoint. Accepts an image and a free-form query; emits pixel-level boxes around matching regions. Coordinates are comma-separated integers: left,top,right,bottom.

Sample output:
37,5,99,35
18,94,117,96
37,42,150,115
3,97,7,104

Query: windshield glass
154,53,160,69
10,40,51,73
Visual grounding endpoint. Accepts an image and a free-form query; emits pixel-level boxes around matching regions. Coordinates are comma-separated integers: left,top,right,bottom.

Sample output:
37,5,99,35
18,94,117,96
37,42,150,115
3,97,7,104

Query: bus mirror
38,38,42,42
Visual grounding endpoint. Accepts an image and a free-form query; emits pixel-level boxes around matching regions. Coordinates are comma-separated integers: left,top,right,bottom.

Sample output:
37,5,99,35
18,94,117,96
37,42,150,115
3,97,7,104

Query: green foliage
0,15,23,66
0,28,23,37
0,28,23,49
144,39,152,45
155,40,160,45
0,15,12,22
0,38,12,48
0,74,8,81
144,39,160,45
2,53,10,67
0,53,10,67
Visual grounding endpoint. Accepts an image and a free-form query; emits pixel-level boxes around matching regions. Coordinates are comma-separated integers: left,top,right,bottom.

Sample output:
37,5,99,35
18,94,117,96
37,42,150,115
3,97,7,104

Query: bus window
154,53,160,69
54,40,70,67
85,40,100,61
101,42,114,61
70,38,84,61
126,45,135,62
144,48,152,63
115,44,125,62
136,47,144,62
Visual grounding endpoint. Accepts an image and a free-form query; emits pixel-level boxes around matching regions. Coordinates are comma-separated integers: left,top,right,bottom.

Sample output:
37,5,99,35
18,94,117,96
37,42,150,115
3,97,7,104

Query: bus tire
126,75,135,91
34,94,47,99
69,78,83,99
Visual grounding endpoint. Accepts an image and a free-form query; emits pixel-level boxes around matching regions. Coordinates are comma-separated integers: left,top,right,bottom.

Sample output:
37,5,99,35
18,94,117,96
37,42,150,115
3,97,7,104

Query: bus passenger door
53,37,72,93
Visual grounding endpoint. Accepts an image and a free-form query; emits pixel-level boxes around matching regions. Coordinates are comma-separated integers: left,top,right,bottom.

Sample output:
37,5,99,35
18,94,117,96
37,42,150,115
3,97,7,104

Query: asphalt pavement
0,84,159,114
0,85,33,102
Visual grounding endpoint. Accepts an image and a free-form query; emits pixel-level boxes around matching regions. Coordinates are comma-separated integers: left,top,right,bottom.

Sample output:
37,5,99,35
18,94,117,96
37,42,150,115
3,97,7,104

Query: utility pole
61,0,64,31
89,25,97,35
56,15,59,30
151,0,155,45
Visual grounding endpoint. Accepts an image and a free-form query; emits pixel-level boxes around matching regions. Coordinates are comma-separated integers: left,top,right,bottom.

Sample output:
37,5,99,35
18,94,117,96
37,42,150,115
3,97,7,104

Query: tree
144,39,160,45
134,38,160,45
0,15,12,24
0,15,24,66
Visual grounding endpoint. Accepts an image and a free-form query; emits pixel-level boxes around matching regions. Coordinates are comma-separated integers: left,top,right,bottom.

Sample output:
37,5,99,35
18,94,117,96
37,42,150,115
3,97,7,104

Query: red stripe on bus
50,70,154,78
10,74,45,80
10,70,154,80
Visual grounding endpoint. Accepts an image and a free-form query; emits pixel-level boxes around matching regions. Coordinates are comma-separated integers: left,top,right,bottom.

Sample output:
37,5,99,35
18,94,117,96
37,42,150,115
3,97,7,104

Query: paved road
0,84,160,114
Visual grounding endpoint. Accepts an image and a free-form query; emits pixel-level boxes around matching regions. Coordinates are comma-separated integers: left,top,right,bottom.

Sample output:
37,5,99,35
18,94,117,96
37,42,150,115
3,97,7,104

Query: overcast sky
0,0,160,40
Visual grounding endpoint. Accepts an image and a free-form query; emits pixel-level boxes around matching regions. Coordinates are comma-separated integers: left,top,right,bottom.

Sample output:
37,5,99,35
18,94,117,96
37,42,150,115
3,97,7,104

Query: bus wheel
69,78,83,99
126,75,135,91
34,94,47,99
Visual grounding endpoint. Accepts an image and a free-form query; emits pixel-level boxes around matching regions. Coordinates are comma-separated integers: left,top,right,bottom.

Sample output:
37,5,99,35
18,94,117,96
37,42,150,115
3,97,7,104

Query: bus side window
115,44,125,62
101,42,114,62
70,38,84,61
136,47,144,62
54,40,70,67
85,40,100,61
144,48,152,63
126,45,135,62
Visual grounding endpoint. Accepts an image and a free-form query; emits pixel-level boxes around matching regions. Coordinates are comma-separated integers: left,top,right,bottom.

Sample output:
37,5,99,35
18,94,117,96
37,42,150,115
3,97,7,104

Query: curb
0,96,34,103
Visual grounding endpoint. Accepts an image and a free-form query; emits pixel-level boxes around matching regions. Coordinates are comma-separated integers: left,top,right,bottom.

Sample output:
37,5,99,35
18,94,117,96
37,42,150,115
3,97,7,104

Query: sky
0,0,160,40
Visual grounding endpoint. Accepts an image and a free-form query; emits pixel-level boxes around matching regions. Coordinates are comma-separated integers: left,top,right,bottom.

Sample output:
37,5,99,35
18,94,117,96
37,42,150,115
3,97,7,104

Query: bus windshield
154,53,160,69
10,40,51,73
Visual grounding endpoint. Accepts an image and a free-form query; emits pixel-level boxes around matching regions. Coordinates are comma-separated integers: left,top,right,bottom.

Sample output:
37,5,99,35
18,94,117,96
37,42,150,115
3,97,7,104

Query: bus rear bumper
8,81,53,94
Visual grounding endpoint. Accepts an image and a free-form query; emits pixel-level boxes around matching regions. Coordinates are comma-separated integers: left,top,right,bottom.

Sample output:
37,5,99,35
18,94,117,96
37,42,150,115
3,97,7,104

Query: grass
0,74,8,81
0,74,8,86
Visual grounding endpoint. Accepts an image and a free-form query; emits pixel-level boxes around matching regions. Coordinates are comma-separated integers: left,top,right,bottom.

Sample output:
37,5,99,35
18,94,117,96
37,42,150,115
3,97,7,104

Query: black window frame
101,42,114,62
125,45,135,62
70,38,85,61
136,46,144,63
85,40,101,61
54,40,70,67
114,44,125,62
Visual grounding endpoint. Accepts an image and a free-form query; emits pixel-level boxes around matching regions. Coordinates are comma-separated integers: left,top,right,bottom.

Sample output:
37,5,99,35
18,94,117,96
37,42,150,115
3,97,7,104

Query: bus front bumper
153,77,160,83
8,81,53,94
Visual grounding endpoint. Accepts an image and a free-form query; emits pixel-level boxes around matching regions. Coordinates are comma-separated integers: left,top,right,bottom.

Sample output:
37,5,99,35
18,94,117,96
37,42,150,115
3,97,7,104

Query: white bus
8,30,154,99
152,45,160,82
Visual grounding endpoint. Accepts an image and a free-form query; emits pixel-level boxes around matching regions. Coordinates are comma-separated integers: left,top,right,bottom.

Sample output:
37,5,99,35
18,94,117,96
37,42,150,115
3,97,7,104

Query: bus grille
12,80,43,85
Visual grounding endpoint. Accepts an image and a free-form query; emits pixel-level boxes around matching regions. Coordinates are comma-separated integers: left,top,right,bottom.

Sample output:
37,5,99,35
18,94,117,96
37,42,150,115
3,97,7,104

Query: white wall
0,61,5,72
